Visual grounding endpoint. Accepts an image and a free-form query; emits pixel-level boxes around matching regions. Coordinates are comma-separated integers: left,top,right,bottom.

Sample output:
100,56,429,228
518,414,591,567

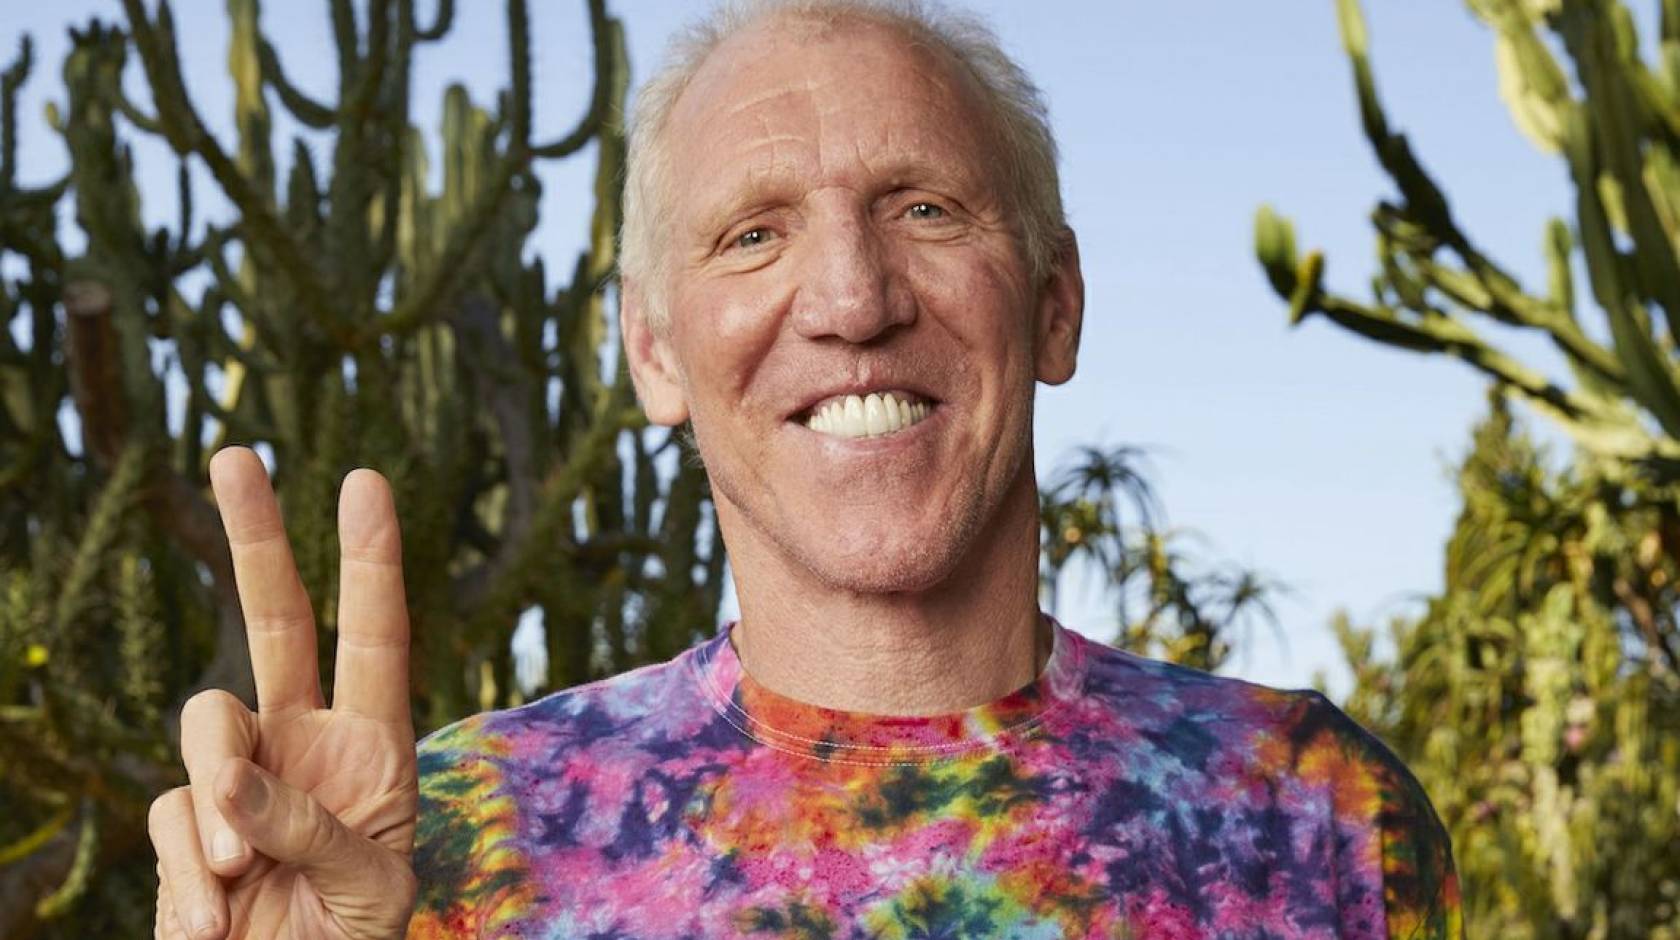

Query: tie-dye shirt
409,620,1461,938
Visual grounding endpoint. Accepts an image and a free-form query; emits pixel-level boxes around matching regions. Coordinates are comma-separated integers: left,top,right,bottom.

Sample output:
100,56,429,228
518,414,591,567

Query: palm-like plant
1038,445,1288,673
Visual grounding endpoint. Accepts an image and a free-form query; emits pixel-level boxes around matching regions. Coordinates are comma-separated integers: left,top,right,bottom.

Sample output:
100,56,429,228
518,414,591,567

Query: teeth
863,394,887,435
804,391,932,439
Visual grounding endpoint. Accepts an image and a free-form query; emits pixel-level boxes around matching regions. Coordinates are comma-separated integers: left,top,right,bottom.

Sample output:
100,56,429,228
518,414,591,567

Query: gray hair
619,0,1066,327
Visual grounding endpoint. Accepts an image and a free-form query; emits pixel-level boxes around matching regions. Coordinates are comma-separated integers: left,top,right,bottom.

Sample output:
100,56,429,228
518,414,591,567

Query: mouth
795,389,936,440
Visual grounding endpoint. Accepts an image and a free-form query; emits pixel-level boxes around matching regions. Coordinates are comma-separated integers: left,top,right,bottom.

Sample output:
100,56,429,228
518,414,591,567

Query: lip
784,380,942,422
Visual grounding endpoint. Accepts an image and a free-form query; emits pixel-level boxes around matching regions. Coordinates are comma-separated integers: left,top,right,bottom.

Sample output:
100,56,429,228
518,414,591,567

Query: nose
789,214,915,344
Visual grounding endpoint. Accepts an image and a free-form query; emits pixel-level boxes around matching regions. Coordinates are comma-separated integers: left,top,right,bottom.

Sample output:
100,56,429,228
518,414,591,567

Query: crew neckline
690,616,1088,765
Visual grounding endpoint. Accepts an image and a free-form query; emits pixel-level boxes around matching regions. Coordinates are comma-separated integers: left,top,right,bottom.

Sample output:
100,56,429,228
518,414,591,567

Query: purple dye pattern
409,619,1462,938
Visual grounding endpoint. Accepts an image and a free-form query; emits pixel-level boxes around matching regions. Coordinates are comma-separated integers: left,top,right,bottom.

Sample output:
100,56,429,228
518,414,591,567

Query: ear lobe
1034,228,1085,387
619,278,691,426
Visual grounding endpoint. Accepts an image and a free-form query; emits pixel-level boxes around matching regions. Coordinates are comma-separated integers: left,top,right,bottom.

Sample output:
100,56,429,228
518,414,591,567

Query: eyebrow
684,152,989,247
687,176,800,248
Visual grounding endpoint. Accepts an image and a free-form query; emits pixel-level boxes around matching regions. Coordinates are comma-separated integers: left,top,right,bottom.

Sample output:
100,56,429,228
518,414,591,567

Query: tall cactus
0,2,732,934
1256,0,1680,478
1256,1,1680,934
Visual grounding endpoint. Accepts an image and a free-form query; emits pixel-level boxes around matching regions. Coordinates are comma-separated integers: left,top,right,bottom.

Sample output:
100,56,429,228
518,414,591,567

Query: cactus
0,2,732,934
1260,2,1680,934
1256,0,1680,473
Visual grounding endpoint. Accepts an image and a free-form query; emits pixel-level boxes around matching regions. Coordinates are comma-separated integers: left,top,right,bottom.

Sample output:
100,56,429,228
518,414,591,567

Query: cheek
911,249,1037,387
673,282,789,418
668,292,800,495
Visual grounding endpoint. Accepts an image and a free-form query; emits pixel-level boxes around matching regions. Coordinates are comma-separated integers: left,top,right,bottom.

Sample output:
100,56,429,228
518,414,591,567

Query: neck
723,464,1048,715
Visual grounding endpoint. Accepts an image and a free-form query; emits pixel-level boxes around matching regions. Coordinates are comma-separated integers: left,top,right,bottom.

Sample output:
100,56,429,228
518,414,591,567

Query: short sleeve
407,722,530,938
1297,691,1464,940
1371,746,1462,939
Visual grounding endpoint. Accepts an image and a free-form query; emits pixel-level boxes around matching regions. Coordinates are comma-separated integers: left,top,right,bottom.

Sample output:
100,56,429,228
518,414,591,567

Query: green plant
1257,1,1680,933
0,2,732,934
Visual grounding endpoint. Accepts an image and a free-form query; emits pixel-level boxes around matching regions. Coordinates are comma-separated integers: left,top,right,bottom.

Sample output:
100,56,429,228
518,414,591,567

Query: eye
732,227,775,250
905,202,946,221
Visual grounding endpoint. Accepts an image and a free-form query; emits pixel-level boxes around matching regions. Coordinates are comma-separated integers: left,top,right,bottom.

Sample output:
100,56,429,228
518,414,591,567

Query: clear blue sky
5,1,1581,698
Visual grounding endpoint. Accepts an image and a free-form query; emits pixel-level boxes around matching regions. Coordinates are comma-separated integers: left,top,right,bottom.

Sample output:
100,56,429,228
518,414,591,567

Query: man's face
625,17,1082,595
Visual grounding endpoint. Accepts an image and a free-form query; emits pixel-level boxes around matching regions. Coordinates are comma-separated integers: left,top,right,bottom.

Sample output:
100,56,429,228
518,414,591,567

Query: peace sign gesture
149,447,419,939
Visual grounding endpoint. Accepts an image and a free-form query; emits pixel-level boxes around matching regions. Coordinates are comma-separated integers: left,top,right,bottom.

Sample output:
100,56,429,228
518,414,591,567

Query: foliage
1038,444,1288,673
1256,0,1680,934
0,1,738,934
1337,396,1680,937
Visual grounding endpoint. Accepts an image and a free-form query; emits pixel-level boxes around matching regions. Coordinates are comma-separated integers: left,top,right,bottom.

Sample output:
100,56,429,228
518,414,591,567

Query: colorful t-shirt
409,619,1461,938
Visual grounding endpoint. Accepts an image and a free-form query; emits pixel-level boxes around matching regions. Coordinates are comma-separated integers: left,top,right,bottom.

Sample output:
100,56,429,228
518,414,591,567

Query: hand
149,448,419,939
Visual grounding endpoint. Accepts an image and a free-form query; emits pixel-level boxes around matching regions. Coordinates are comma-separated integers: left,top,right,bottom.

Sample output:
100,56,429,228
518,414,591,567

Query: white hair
619,0,1067,327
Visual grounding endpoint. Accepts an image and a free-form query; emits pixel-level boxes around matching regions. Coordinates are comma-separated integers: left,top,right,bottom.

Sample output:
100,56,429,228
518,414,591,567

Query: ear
620,277,691,426
1033,227,1085,386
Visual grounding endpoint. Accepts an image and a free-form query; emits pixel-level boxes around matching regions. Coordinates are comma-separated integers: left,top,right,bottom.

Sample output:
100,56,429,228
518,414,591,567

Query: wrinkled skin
149,450,417,940
620,15,1083,711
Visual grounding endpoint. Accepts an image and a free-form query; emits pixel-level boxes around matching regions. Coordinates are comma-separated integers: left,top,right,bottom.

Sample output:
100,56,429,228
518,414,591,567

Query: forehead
662,17,1001,227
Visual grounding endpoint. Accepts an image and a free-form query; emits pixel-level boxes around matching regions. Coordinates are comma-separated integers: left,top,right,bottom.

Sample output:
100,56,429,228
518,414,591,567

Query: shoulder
1068,633,1336,762
1068,636,1461,935
417,639,720,776
408,638,733,934
1068,632,1441,809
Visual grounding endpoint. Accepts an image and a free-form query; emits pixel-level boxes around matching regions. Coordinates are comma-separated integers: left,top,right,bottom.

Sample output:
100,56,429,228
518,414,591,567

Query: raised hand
150,448,419,939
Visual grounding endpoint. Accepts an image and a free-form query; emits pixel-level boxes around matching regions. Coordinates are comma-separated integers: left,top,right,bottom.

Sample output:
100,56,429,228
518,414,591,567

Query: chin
782,505,980,595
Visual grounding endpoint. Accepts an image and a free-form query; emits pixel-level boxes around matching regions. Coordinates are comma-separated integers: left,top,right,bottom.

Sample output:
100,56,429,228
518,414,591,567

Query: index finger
331,468,412,726
210,447,323,715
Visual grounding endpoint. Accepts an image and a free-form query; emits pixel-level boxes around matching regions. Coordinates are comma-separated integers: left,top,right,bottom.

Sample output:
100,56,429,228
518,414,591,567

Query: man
148,1,1463,937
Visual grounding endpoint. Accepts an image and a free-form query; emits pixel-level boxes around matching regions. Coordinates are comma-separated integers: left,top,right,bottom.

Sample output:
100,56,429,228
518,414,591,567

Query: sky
3,1,1584,699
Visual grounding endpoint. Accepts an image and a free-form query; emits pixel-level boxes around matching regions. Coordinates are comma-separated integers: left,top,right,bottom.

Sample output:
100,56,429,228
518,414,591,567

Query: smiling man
147,1,1462,938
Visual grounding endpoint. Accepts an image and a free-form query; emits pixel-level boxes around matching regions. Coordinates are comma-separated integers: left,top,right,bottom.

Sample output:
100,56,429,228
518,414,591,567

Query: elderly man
147,0,1462,937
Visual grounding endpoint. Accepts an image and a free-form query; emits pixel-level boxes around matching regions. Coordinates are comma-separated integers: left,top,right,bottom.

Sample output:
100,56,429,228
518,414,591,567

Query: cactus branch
119,0,348,346
342,0,392,124
509,0,534,147
1561,4,1680,345
114,88,164,136
459,368,633,627
331,0,360,92
1346,12,1622,386
0,35,32,194
1311,286,1644,441
175,158,192,251
372,155,518,339
529,0,615,159
257,39,334,129
1260,0,1680,469
451,294,538,546
414,0,455,42
370,0,617,341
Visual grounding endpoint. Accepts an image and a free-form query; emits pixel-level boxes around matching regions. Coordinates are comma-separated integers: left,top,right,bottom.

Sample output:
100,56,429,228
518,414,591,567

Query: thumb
214,759,416,929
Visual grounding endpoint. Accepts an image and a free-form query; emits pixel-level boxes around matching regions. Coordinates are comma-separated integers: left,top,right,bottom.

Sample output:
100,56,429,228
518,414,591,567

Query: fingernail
229,771,270,817
211,827,243,863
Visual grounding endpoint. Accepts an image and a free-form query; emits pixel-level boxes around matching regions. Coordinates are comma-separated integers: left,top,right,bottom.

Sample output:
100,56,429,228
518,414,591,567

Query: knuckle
147,787,191,840
244,608,316,638
180,688,244,729
393,861,418,906
385,864,420,929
